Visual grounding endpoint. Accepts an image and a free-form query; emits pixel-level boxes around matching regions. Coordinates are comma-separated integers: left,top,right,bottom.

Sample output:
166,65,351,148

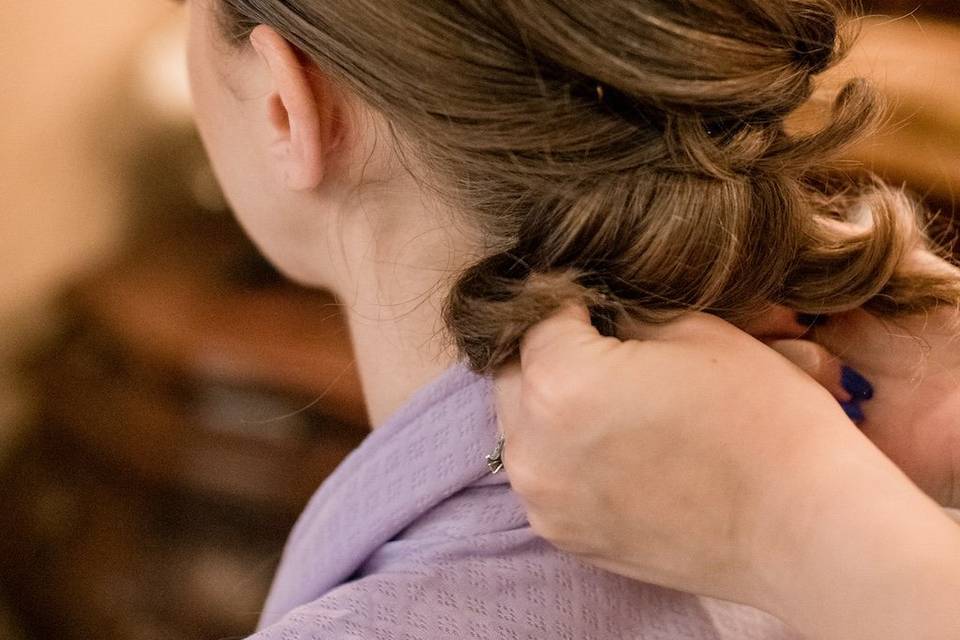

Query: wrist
784,501,960,640
731,410,884,613
752,428,960,639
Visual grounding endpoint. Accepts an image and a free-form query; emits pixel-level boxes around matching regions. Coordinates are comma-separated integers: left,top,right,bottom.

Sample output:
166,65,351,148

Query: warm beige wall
0,1,179,438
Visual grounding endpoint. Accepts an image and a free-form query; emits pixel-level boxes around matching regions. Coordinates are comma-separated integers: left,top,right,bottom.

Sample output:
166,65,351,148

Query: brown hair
217,0,960,373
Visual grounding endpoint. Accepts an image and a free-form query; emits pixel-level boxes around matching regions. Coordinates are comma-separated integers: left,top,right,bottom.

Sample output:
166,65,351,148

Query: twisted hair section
217,0,960,372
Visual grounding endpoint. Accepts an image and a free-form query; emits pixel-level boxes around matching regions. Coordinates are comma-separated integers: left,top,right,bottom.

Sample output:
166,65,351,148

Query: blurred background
0,2,957,639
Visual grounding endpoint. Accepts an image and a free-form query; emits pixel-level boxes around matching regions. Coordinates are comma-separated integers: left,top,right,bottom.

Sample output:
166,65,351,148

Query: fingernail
840,400,865,423
796,313,829,327
841,366,874,401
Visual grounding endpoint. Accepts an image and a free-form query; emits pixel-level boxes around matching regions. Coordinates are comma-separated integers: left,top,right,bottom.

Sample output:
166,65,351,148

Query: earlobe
249,25,335,191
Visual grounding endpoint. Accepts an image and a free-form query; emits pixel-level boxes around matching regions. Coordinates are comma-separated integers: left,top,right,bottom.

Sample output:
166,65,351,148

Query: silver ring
485,433,505,474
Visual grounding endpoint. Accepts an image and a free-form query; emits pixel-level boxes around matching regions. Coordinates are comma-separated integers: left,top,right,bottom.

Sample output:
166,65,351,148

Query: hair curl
217,0,960,373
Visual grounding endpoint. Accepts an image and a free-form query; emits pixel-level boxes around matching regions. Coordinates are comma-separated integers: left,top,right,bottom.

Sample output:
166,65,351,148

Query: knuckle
506,457,549,502
680,311,727,333
794,340,823,367
793,340,834,374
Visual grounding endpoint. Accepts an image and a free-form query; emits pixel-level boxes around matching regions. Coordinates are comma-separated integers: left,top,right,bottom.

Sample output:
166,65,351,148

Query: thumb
506,304,610,441
766,339,850,402
493,361,522,439
519,303,606,362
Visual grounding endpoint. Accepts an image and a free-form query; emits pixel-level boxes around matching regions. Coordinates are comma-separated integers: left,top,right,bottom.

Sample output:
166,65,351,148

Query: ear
249,25,340,191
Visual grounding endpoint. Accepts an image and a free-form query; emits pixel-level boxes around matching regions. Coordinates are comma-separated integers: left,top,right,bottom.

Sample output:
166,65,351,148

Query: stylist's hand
494,306,867,601
807,305,960,508
495,304,960,640
752,249,960,510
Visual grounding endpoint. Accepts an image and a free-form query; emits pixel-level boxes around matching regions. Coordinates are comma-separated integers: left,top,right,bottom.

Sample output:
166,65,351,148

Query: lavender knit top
250,362,799,639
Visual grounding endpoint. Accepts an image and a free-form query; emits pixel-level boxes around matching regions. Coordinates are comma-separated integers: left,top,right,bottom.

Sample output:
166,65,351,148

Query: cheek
186,7,251,196
184,5,330,286
185,11,277,247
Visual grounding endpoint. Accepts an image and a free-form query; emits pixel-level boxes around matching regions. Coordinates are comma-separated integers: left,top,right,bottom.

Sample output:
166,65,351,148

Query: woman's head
186,0,960,373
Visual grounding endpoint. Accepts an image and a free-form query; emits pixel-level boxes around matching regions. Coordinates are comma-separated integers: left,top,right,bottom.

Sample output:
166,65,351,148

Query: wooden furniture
863,1,958,17
832,14,960,213
785,11,960,223
0,221,367,640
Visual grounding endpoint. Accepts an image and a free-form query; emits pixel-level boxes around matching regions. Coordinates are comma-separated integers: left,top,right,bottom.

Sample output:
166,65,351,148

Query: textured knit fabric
250,362,798,639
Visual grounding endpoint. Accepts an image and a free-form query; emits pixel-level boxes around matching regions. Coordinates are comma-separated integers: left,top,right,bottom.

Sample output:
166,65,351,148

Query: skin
183,0,960,637
495,303,960,640
810,306,960,507
734,300,960,508
185,0,475,427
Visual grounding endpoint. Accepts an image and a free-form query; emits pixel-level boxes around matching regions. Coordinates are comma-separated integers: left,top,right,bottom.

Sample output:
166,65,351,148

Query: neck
342,275,460,429
329,197,476,428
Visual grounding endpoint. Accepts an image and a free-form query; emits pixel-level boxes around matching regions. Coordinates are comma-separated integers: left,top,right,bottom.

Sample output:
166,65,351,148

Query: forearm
792,505,960,640
763,441,960,640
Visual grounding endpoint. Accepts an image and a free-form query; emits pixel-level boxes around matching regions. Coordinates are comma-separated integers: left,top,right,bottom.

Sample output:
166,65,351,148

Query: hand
745,249,960,509
494,304,960,639
807,307,960,507
830,249,960,508
493,305,900,609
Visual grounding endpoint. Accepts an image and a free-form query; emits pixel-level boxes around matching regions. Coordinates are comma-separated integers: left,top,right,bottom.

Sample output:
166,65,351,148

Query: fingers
504,304,617,463
740,305,811,339
766,339,851,402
